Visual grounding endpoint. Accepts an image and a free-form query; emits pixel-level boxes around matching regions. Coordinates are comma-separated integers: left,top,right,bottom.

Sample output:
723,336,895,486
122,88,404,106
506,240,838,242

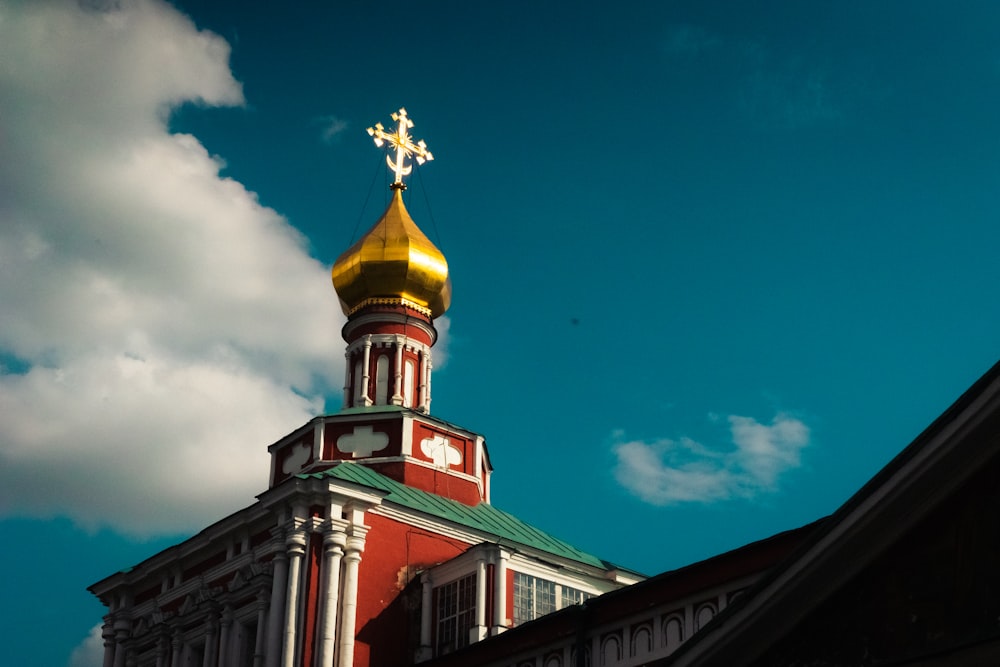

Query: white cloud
613,413,810,505
433,315,451,369
0,0,343,535
69,624,104,667
729,414,809,489
318,114,349,143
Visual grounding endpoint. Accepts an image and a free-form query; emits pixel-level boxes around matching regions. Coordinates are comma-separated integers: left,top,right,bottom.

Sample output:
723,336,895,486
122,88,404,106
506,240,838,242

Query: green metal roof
297,462,606,568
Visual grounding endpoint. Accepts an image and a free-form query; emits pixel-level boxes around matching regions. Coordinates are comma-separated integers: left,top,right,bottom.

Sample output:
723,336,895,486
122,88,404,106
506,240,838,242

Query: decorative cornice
348,297,432,317
346,333,432,356
342,308,438,344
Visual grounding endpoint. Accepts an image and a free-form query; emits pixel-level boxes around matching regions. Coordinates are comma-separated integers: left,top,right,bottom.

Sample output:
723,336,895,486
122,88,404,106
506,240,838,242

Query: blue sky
2,1,1000,664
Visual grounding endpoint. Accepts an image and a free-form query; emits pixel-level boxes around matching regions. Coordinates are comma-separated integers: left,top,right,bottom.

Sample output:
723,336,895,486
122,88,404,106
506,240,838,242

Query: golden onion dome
332,187,451,318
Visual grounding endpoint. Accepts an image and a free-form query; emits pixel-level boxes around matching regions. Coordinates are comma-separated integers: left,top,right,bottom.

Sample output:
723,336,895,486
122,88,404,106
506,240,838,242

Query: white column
337,525,368,667
418,351,429,412
101,619,116,667
112,618,130,667
318,524,347,667
391,337,404,405
282,526,308,667
492,550,508,635
218,606,233,667
342,349,352,408
425,358,433,413
155,636,168,667
264,551,288,667
473,558,487,642
415,573,433,662
202,613,219,667
170,631,182,667
253,596,269,667
360,336,372,405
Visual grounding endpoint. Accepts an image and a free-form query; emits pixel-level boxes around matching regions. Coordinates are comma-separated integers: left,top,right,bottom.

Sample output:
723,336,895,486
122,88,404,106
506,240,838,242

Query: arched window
695,602,717,631
601,633,622,664
631,623,652,657
353,360,363,405
375,354,389,405
663,614,683,650
403,359,415,408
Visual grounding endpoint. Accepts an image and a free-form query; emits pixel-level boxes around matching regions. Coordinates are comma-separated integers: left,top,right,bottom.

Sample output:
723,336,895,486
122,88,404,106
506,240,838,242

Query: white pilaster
170,630,182,667
474,557,488,641
342,349,351,408
254,596,269,667
218,606,233,667
391,336,404,405
418,351,429,412
492,550,508,635
425,358,433,413
264,550,288,667
155,635,169,667
281,514,308,667
317,521,348,667
202,613,219,667
281,528,306,667
415,572,433,662
112,617,130,667
337,523,369,667
101,619,115,667
361,336,373,406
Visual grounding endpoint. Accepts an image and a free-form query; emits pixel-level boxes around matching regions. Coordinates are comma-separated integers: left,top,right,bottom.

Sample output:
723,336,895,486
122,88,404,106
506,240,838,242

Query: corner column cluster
102,503,376,667
264,501,370,667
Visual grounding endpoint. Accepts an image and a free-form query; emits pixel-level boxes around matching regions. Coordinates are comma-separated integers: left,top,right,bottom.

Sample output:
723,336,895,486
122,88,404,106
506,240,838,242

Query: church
89,110,1000,667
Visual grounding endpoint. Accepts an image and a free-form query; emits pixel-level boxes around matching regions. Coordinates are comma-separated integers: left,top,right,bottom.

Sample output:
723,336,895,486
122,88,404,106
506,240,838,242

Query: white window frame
435,573,476,655
512,573,593,626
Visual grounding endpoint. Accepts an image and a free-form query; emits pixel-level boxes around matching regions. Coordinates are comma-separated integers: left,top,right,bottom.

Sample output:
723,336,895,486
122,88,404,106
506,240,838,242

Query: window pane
436,574,477,655
561,585,591,608
513,573,568,625
536,579,555,615
513,572,533,626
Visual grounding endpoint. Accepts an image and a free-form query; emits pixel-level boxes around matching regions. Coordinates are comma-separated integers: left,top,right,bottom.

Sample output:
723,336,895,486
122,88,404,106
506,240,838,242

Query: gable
753,447,1000,665
666,361,1000,667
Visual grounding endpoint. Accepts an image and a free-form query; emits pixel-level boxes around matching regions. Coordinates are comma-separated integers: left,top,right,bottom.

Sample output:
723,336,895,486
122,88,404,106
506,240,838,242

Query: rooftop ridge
301,462,606,568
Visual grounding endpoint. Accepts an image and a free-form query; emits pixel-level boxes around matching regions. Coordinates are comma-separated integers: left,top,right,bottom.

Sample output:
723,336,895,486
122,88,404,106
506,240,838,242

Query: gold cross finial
367,108,434,188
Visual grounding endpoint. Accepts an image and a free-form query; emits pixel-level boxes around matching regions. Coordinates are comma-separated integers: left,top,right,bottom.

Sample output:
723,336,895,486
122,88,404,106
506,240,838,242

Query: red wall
352,513,471,667
345,321,435,346
405,464,483,506
273,434,316,485
506,568,515,628
322,419,402,461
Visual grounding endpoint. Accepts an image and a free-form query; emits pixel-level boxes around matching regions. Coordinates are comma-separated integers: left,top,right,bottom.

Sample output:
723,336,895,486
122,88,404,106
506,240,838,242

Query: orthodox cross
367,108,434,186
